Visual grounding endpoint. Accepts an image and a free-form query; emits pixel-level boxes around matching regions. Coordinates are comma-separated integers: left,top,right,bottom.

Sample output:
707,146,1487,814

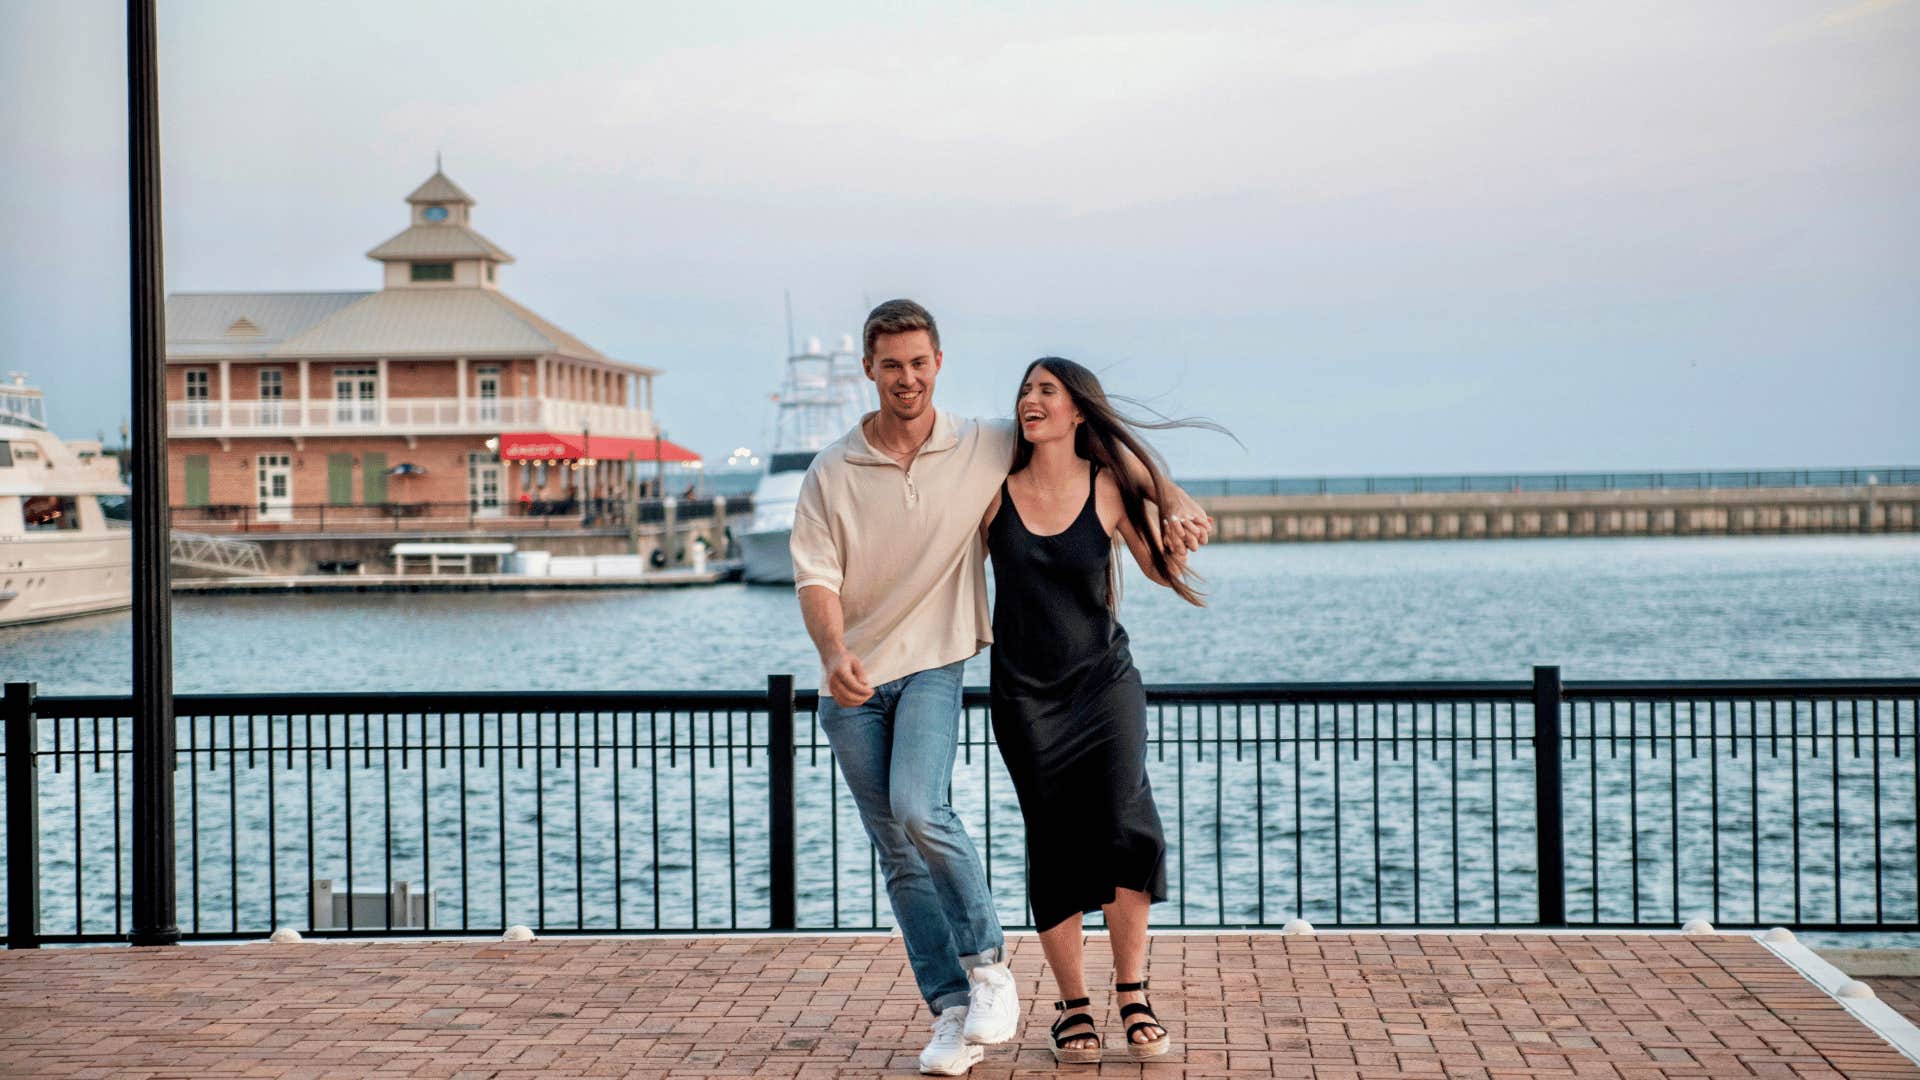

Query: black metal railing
166,495,753,535
1180,467,1920,498
4,670,1917,946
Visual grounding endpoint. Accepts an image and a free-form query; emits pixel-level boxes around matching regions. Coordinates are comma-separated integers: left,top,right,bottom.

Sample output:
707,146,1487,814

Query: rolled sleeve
789,472,842,594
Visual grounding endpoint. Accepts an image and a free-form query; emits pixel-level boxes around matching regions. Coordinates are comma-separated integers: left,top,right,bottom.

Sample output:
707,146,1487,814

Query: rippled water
3,536,1917,943
6,535,1917,693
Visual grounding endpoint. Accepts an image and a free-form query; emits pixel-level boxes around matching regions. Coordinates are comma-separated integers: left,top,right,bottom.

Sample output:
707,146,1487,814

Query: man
790,299,1210,1075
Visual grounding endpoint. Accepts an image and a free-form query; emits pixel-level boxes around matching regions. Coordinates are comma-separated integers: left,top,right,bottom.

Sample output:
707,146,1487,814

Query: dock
173,565,741,594
1196,482,1920,543
4,931,1919,1078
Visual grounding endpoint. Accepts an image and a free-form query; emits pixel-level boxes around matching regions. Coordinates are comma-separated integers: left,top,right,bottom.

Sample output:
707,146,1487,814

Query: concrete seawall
1195,483,1920,543
173,512,747,577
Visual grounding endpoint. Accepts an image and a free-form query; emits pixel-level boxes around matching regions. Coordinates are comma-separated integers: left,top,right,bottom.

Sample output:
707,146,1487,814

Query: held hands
1160,493,1214,555
828,649,875,707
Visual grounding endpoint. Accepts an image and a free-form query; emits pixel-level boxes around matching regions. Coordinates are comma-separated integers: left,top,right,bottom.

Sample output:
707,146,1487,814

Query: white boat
0,374,133,626
741,335,872,584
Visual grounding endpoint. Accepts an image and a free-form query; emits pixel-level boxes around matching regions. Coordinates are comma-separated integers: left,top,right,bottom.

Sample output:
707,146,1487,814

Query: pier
166,496,752,579
1185,469,1920,543
5,930,1920,1078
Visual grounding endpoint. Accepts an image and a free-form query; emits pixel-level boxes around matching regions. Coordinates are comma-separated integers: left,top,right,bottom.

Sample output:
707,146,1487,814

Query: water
3,536,1917,944
5,535,1917,693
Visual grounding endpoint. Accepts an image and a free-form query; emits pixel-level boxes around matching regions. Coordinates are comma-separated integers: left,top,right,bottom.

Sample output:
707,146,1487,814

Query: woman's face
1017,365,1081,445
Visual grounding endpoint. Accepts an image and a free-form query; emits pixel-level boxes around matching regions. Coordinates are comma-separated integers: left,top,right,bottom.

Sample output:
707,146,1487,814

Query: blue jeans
817,660,1005,1013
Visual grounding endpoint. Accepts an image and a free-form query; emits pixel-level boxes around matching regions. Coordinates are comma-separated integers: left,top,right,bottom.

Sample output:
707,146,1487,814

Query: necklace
1019,462,1087,501
866,418,923,460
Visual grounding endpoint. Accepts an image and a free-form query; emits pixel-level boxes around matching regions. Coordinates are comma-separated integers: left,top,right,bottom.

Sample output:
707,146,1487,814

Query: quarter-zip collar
842,408,961,468
842,408,961,509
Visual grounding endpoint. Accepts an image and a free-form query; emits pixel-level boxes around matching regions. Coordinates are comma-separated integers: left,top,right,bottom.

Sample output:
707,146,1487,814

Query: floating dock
173,564,741,594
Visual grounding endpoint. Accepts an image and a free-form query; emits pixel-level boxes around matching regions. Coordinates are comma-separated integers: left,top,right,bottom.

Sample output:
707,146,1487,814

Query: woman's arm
1099,470,1186,588
1108,442,1212,552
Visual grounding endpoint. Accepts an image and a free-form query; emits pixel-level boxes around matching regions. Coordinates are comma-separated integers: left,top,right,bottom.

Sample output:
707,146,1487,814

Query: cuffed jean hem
930,990,971,1015
958,946,1003,969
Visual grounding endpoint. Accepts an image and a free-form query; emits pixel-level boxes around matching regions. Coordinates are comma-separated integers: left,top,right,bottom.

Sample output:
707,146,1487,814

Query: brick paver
1,932,1915,1078
1873,978,1920,1034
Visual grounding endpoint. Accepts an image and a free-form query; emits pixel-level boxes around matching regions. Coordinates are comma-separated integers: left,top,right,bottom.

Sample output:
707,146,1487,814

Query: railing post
767,674,796,930
1532,665,1566,926
4,682,40,949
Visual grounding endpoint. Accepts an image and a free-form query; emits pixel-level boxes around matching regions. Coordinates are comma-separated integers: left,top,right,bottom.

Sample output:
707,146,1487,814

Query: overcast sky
3,0,1916,477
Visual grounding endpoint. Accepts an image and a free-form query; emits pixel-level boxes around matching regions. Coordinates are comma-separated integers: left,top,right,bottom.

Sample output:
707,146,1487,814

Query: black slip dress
987,461,1168,932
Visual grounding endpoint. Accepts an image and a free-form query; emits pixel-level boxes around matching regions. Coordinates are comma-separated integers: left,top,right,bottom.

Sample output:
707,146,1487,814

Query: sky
2,0,1916,478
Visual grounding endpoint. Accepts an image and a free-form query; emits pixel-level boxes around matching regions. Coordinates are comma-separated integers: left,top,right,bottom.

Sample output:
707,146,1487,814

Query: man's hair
862,299,940,360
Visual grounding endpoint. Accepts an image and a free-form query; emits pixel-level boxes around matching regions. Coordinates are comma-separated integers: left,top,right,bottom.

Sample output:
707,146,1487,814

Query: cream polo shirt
791,410,1018,689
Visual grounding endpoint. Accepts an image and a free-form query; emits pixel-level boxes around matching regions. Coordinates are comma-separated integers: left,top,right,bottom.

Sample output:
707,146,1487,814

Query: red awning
499,432,701,463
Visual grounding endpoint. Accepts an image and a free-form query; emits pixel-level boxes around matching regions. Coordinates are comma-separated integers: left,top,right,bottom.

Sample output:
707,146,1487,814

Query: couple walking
790,299,1217,1072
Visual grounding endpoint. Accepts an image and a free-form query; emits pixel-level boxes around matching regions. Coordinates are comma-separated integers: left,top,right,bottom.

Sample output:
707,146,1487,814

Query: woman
979,357,1216,1062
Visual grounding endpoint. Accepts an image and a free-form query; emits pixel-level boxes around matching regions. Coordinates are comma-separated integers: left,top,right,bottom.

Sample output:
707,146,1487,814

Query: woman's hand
1160,490,1213,554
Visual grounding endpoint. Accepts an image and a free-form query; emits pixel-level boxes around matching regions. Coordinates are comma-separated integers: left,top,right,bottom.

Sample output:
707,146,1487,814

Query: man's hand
827,649,874,707
1160,489,1213,554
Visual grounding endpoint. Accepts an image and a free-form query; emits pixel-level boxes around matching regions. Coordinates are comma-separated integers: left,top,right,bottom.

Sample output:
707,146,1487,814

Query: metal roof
366,224,515,263
165,292,372,358
405,170,473,205
192,287,659,372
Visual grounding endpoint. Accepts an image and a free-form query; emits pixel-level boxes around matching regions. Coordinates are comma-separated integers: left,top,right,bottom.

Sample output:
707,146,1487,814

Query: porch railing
4,670,1917,946
167,495,752,535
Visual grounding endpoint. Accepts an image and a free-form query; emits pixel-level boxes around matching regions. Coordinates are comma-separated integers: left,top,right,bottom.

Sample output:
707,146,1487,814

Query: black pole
1532,664,1565,927
4,682,40,950
129,0,179,948
767,674,796,930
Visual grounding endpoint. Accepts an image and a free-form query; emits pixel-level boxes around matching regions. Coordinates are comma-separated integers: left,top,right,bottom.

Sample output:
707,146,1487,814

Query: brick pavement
1,932,1915,1079
1871,979,1920,1035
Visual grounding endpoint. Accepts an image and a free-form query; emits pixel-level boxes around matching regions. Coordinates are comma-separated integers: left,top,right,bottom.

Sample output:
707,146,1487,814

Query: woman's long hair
1010,357,1233,608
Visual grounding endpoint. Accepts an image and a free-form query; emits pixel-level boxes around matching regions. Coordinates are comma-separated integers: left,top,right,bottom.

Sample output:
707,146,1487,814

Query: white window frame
185,368,210,427
258,369,284,425
333,365,377,424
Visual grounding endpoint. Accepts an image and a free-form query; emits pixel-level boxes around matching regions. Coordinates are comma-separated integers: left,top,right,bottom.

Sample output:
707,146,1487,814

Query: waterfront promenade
3,931,1918,1078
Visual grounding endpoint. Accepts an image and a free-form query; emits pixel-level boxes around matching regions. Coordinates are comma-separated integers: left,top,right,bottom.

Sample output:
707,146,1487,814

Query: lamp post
580,423,592,526
129,0,178,947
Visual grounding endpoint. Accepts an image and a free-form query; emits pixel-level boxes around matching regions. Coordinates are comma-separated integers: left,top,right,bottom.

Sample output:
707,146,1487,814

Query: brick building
165,168,695,528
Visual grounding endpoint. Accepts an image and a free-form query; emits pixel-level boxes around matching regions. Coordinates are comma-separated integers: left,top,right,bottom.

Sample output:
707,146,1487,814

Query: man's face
864,329,941,424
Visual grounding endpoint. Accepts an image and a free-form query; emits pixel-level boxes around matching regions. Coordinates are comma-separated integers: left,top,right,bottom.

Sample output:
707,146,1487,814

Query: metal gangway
169,531,269,576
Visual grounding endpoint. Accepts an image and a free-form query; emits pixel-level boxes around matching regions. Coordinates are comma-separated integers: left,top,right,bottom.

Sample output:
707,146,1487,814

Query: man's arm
799,585,872,707
790,472,871,707
979,417,1210,551
1112,444,1213,554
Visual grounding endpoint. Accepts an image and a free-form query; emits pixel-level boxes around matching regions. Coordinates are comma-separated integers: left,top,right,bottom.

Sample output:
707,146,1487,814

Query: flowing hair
1011,357,1233,608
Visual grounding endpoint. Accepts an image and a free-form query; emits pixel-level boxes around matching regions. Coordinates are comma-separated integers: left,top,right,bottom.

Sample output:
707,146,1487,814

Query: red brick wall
169,435,500,507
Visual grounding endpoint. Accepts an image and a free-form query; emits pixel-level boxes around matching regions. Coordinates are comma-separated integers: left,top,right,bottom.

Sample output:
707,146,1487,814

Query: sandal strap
1127,1019,1166,1040
1114,979,1150,992
1054,997,1091,1011
1051,1013,1098,1042
1119,1001,1158,1020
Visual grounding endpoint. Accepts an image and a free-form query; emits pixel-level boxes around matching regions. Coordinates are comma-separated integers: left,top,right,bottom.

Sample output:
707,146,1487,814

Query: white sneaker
920,1006,984,1075
962,962,1019,1045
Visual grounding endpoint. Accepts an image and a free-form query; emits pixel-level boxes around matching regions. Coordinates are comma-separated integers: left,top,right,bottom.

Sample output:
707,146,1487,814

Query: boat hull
740,527,794,584
0,533,133,626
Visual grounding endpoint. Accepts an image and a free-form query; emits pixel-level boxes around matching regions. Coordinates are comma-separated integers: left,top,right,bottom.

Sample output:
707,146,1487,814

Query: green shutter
328,453,354,505
362,452,388,504
184,454,210,508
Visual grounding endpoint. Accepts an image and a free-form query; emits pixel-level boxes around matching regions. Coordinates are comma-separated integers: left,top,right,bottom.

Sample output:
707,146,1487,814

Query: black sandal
1049,996,1101,1063
1115,980,1170,1058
